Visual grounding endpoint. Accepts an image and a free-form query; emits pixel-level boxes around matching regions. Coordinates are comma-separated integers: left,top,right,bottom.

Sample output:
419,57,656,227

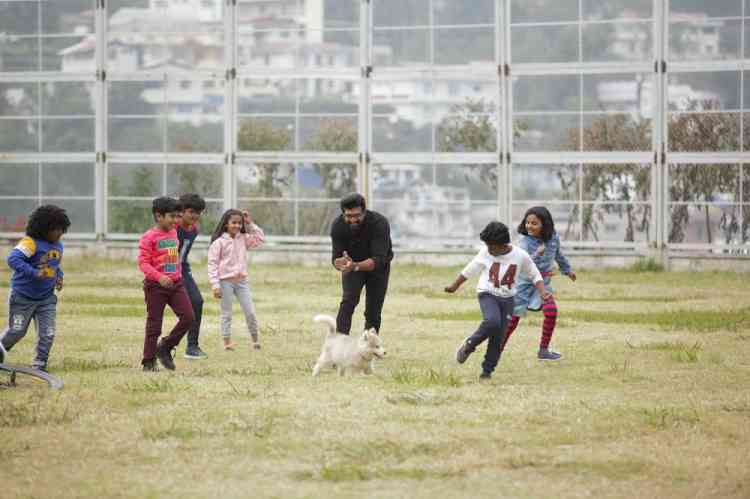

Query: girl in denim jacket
500,206,576,360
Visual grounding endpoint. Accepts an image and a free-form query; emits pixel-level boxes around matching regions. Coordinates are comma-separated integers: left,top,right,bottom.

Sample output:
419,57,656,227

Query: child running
444,221,549,379
207,209,265,351
500,206,576,360
138,197,195,371
1,205,70,371
176,193,208,360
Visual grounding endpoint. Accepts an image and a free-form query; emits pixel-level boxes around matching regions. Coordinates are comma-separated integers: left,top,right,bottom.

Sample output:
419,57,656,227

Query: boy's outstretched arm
444,274,467,293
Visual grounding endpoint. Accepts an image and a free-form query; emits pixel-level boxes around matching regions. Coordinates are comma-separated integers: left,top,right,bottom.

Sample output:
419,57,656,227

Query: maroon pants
142,280,195,363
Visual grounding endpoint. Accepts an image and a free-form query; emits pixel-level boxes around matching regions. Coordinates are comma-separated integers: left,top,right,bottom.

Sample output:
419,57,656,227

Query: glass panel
583,0,652,20
744,165,750,202
237,162,295,199
237,30,299,70
237,117,295,152
373,29,430,67
668,204,742,244
300,116,357,152
0,119,38,152
372,116,431,153
373,0,430,27
299,79,358,114
514,75,579,112
511,25,579,63
435,0,494,25
581,203,652,242
668,164,740,202
109,81,161,115
512,164,578,201
238,78,296,114
43,163,95,196
0,37,39,72
669,19,741,61
198,201,223,237
668,113,740,152
166,164,223,199
372,164,434,201
670,0,742,18
108,117,164,152
43,36,90,72
434,164,498,202
582,22,653,62
310,30,359,67
434,27,495,66
323,0,360,29
108,200,153,234
581,114,652,151
108,164,162,197
43,82,95,115
511,0,578,23
743,205,750,243
41,198,94,233
243,200,295,236
668,72,740,111
298,201,339,236
0,163,38,196
582,164,652,202
583,73,654,115
167,121,223,153
436,112,498,153
298,163,358,199
513,115,580,152
512,203,581,241
236,0,304,30
0,83,39,116
42,119,95,152
0,199,37,232
41,1,95,35
0,2,39,35
370,200,480,242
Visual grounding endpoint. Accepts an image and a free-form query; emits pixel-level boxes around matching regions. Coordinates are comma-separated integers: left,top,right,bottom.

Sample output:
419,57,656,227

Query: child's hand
158,275,173,288
55,276,64,291
242,210,253,227
567,271,577,282
444,284,458,293
213,288,222,299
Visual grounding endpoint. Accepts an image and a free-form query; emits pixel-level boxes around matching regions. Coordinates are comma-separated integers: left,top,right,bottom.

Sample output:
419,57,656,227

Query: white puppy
312,314,386,376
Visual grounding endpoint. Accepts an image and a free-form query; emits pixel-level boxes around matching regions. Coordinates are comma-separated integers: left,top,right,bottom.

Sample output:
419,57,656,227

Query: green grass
1,258,749,499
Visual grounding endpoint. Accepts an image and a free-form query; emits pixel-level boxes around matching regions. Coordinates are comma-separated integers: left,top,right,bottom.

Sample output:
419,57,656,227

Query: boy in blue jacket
1,205,70,371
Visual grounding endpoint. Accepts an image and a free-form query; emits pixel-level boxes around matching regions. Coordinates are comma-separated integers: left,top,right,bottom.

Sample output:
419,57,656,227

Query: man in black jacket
330,193,393,335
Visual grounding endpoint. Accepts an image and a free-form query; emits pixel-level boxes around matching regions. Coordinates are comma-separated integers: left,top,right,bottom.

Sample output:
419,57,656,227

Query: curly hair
210,209,245,243
178,193,206,213
479,221,510,245
517,206,555,242
25,205,71,241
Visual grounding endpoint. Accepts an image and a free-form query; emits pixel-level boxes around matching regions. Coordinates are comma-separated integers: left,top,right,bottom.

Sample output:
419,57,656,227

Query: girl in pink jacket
207,209,265,350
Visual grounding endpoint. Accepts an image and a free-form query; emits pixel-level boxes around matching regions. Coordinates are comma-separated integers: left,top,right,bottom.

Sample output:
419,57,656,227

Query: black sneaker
156,341,176,371
142,359,158,372
455,338,474,364
538,348,562,361
0,346,4,364
479,372,492,380
184,346,208,360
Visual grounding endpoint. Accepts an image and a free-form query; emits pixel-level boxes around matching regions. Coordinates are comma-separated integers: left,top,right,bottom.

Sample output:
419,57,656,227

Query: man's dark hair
26,205,71,240
340,192,366,212
480,221,510,245
178,193,206,212
152,196,180,216
517,206,555,242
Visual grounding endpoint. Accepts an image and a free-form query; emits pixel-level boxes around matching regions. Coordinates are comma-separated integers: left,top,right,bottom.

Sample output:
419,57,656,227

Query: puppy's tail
313,314,337,336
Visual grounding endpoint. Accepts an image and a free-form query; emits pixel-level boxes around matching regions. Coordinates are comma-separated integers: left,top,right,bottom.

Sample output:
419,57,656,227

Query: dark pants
466,293,514,375
182,270,204,349
336,263,390,334
142,280,194,363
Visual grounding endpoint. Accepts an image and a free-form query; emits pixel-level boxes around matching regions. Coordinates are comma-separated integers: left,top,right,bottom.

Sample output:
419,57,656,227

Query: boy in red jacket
138,197,195,371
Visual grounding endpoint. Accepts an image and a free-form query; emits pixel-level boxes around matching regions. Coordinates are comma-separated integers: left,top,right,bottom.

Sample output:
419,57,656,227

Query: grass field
1,257,749,499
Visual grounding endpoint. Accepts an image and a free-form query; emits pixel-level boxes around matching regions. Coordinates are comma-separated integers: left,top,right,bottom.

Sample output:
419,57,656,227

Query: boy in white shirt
444,221,550,379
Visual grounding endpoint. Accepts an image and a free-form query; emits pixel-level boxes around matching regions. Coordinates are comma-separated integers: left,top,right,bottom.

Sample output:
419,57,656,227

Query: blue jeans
1,291,57,369
466,293,514,375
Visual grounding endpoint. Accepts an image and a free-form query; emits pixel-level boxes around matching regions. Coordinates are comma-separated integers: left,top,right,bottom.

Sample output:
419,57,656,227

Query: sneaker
142,359,158,372
455,338,474,364
479,372,492,380
32,363,48,372
538,348,562,361
184,346,208,360
252,342,261,350
0,347,4,364
156,341,176,371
